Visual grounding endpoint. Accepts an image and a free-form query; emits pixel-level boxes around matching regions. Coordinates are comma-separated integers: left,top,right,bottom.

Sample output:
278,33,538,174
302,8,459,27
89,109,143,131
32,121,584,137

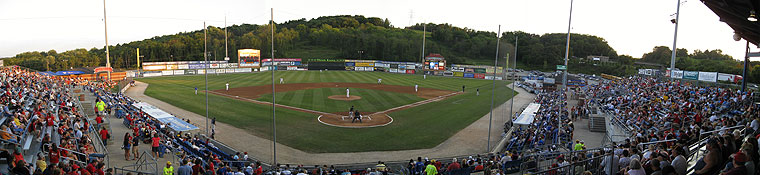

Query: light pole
670,0,682,75
102,0,111,80
563,0,574,91
270,8,278,167
509,35,517,128
561,0,574,146
204,22,209,136
487,25,500,152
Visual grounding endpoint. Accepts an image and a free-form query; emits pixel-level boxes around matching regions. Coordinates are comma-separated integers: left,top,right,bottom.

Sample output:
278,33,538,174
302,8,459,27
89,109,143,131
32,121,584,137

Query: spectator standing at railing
123,132,132,160
151,132,161,158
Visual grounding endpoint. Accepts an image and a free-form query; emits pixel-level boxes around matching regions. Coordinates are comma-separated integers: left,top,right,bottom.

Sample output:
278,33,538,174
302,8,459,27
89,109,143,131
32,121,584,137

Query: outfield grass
257,88,425,113
140,71,515,153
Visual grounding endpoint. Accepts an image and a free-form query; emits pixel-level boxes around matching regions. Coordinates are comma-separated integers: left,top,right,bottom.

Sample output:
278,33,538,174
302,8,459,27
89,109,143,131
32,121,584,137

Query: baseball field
139,71,515,153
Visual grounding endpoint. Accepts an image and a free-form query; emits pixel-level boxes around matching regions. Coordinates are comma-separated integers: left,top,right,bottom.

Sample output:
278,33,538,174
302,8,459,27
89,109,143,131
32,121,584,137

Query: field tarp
132,102,198,131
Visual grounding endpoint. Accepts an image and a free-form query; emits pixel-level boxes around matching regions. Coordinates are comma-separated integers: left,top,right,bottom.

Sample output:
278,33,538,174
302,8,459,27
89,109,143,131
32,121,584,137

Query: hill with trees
2,15,759,83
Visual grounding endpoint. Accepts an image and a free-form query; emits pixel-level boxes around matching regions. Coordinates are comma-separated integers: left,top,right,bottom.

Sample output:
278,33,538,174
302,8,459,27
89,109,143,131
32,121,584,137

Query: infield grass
139,71,515,153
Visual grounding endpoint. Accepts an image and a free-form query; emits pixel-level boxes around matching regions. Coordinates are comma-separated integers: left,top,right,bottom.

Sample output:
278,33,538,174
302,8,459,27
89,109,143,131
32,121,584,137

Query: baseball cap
733,152,749,163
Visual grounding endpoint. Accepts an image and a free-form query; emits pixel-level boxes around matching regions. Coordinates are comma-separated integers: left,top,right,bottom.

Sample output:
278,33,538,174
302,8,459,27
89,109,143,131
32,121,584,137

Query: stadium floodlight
749,10,758,22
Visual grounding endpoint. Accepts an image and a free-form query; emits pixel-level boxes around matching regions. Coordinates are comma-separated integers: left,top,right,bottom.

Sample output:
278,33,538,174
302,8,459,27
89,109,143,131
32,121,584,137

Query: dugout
307,59,346,70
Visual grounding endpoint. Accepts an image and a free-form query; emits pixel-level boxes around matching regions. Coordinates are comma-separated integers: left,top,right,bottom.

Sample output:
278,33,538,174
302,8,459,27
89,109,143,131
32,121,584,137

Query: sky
0,0,756,61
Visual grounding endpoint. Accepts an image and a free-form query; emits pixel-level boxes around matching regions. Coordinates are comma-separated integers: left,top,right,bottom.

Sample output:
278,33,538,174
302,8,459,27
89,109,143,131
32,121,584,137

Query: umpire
352,111,362,123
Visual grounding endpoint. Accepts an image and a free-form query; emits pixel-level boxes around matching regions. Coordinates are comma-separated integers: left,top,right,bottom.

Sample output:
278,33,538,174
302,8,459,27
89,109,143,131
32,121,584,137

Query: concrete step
588,116,606,132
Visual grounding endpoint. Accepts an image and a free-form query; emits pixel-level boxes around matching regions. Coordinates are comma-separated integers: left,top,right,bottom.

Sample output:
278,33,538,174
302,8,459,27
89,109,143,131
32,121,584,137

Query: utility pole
670,0,682,75
487,25,500,152
102,0,111,80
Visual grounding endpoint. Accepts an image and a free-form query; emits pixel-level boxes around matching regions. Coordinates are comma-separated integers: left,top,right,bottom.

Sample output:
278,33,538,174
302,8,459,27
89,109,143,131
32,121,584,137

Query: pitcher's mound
328,95,362,101
318,113,393,128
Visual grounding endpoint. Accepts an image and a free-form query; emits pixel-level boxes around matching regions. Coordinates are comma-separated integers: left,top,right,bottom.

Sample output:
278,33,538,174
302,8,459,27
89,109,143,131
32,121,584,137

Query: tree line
2,15,758,84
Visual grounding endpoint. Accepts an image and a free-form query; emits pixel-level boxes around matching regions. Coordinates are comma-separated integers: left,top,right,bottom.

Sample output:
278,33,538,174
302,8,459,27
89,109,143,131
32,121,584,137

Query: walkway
125,81,536,165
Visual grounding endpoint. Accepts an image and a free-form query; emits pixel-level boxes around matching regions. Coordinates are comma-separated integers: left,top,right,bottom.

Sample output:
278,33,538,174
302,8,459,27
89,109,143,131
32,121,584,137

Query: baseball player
194,87,198,95
476,88,480,96
349,106,354,119
280,77,284,84
423,74,426,79
346,88,350,98
377,78,382,84
352,110,362,123
226,83,230,91
415,84,418,92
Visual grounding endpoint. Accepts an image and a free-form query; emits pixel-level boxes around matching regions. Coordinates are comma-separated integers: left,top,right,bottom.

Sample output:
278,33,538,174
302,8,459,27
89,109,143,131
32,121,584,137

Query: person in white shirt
601,150,619,175
626,159,646,175
377,78,382,84
280,78,284,84
346,88,350,98
415,84,418,92
226,83,230,91
671,147,687,175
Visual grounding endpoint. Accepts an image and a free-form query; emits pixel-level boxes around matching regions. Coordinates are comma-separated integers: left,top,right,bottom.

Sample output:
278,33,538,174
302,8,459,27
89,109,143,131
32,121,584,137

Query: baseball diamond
139,71,515,153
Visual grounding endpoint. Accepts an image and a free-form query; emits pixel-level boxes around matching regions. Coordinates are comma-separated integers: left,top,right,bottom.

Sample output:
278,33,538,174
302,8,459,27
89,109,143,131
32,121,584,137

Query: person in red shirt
151,133,161,158
95,115,103,125
447,158,461,171
49,143,60,165
99,127,109,146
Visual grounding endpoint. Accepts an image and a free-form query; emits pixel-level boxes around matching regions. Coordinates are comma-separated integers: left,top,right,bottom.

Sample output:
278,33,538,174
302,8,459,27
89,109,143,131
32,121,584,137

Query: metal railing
73,86,111,168
527,152,608,175
520,145,612,174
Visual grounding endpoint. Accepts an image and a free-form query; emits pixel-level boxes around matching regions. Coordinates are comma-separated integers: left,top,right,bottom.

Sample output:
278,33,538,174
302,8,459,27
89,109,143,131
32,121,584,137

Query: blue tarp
55,71,86,75
156,117,199,132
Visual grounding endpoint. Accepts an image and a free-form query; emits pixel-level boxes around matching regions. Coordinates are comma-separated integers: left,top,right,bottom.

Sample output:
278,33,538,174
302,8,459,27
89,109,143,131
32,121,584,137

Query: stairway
588,116,606,132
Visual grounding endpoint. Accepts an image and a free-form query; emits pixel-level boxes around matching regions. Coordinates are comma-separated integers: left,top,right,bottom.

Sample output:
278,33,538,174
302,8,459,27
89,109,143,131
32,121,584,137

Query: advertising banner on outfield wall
671,70,684,79
454,72,464,77
698,72,718,82
464,73,475,78
718,73,735,82
161,70,174,76
178,64,189,69
143,65,166,71
185,70,196,75
197,69,206,74
474,73,485,79
406,69,415,74
173,70,184,75
683,71,699,80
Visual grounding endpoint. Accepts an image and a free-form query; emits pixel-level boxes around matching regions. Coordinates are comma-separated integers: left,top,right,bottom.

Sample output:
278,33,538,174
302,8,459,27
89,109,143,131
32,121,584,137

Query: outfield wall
136,59,508,80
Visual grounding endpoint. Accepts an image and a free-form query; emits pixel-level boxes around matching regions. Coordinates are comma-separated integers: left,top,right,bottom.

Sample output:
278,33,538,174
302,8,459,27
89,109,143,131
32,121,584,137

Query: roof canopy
702,0,760,47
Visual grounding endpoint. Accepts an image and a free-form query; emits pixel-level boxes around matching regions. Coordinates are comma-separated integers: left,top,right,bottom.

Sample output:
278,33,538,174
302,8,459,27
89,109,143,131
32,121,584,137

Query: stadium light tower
669,0,683,75
563,0,574,91
102,0,111,80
